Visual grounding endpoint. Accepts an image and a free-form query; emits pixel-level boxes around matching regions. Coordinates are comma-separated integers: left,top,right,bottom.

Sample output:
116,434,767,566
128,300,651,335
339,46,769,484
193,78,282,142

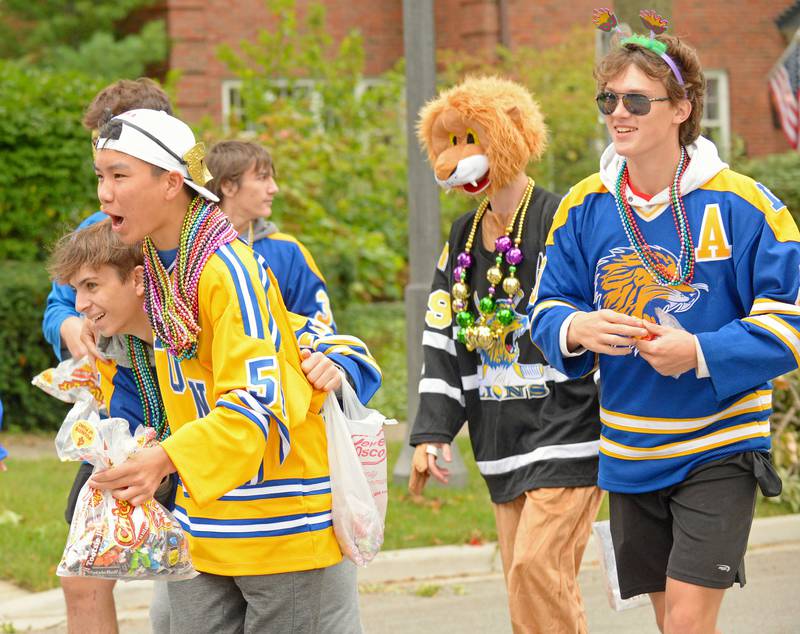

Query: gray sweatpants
319,559,364,634
166,568,323,634
152,561,362,634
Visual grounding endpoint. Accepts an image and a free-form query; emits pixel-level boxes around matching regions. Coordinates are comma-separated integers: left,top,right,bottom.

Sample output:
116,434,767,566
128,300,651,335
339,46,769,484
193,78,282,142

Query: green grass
337,301,406,421
0,443,795,592
0,458,74,591
383,437,497,549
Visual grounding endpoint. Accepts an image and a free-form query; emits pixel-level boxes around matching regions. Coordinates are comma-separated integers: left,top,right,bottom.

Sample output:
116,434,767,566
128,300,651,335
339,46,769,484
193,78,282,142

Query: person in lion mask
408,76,603,633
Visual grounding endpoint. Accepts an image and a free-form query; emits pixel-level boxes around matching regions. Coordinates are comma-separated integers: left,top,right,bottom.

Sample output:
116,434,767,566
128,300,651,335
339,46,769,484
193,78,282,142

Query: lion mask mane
417,76,547,197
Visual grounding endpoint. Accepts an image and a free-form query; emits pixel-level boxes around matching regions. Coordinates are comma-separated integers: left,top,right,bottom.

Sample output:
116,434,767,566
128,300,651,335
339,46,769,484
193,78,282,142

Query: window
702,70,731,160
221,79,246,131
220,77,393,135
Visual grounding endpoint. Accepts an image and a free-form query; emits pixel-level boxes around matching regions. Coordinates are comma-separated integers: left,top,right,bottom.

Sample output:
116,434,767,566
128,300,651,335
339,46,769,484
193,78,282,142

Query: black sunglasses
596,91,670,116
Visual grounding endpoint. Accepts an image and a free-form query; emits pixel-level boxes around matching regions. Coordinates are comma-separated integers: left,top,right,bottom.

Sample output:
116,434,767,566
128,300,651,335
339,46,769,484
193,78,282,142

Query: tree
217,0,408,305
0,0,167,80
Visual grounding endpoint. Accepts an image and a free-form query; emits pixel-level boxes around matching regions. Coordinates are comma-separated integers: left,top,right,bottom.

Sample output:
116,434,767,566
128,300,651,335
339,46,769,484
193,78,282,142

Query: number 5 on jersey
247,357,278,406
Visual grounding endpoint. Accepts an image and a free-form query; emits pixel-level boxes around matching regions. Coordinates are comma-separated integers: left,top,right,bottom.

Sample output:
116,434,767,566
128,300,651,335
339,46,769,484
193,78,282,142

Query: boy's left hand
89,446,175,507
300,349,342,392
635,321,698,377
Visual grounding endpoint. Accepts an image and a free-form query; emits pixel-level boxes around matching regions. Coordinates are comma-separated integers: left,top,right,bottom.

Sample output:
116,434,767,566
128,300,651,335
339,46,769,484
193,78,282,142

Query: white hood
598,136,728,219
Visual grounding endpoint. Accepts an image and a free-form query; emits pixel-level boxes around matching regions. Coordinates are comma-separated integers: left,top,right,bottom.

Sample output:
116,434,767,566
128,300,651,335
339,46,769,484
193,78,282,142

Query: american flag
769,33,800,149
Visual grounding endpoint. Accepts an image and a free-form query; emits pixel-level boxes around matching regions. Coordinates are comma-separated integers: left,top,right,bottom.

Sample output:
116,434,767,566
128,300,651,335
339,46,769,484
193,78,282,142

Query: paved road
359,544,800,633
22,543,799,633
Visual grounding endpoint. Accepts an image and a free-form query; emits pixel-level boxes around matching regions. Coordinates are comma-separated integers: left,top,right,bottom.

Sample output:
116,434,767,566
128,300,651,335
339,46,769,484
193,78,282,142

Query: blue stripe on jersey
182,476,332,501
251,250,271,292
217,244,264,339
217,399,269,441
107,365,146,435
173,505,333,538
251,251,282,351
234,389,290,464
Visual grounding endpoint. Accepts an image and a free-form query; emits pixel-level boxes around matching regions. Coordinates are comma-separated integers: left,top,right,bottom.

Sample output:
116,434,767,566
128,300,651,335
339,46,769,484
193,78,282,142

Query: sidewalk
2,514,798,633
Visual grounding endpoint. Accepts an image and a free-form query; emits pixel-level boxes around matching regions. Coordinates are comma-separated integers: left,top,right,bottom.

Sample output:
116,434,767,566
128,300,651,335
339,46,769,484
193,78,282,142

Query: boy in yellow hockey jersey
88,109,352,632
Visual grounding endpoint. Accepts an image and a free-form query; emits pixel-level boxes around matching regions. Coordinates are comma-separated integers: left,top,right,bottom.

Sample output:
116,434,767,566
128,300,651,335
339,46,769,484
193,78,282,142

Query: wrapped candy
32,357,105,410
54,393,195,580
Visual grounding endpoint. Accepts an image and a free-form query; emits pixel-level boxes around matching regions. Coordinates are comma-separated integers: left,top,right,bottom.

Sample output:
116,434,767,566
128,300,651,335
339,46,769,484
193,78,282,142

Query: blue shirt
42,211,107,359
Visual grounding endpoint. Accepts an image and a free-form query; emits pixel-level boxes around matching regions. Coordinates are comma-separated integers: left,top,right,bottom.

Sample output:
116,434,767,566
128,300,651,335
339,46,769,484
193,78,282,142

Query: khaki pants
493,486,604,634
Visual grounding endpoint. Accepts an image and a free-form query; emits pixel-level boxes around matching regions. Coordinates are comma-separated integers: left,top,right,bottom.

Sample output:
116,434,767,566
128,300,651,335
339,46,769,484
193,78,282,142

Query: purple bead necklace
452,177,534,350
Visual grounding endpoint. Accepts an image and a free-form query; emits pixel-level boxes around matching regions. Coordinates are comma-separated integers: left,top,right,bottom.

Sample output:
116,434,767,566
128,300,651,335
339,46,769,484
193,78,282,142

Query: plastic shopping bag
323,382,395,566
592,520,649,611
54,393,195,580
340,380,396,522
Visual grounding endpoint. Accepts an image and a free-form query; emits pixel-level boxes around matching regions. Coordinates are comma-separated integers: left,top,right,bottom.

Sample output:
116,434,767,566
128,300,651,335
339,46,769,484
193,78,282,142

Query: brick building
161,0,797,157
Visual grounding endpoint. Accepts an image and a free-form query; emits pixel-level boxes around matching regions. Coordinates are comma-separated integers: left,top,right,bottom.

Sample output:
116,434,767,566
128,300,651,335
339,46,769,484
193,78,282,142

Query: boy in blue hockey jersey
530,19,792,634
207,140,335,331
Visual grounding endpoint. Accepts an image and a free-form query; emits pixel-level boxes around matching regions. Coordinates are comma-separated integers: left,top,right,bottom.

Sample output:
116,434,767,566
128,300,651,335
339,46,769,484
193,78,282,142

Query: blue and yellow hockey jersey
530,137,800,494
250,218,336,331
154,238,373,576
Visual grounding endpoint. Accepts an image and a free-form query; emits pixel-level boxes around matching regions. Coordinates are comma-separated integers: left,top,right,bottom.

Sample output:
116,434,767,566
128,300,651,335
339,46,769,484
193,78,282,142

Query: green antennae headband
592,8,686,88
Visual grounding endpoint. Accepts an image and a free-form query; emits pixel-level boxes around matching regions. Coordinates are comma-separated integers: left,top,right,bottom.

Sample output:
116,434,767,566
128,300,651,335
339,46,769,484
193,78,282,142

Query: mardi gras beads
453,178,535,351
614,146,695,285
142,197,239,360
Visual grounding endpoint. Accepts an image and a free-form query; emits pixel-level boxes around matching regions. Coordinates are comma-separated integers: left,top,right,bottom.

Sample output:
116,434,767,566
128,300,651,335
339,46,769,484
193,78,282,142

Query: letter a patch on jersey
695,204,732,261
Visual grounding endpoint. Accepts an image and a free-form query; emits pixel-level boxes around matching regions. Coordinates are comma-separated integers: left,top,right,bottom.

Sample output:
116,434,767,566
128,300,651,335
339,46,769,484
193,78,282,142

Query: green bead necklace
452,178,534,351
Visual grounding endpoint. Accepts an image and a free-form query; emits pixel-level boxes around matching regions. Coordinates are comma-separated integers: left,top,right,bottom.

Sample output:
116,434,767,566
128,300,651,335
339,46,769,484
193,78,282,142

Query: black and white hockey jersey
410,186,600,503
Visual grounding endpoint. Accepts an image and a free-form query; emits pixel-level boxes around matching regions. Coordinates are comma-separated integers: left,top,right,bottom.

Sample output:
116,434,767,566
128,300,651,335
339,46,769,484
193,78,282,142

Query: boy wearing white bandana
88,109,342,633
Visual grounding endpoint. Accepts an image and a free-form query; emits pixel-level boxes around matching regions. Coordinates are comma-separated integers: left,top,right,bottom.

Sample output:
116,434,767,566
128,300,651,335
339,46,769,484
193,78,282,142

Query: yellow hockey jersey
157,239,341,576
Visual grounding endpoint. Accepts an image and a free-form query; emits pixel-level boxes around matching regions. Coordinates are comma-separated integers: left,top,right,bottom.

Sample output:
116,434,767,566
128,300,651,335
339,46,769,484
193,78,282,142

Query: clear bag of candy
54,394,195,580
31,356,105,408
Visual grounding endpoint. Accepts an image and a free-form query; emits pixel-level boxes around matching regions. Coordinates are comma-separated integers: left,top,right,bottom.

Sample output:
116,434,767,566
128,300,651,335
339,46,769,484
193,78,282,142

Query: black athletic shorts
608,452,777,599
64,462,178,524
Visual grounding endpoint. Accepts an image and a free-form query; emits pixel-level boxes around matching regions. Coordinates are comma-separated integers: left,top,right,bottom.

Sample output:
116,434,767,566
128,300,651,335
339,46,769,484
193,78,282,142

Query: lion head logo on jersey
474,289,528,368
594,246,708,322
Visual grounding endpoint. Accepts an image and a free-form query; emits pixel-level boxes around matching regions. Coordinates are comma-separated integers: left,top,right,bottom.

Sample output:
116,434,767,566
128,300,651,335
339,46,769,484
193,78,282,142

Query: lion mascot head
417,76,548,197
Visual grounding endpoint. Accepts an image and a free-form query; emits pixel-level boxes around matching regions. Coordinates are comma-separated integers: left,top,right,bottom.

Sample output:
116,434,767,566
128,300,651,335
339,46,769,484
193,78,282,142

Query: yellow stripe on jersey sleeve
545,173,606,247
750,298,800,316
744,314,800,368
701,170,800,243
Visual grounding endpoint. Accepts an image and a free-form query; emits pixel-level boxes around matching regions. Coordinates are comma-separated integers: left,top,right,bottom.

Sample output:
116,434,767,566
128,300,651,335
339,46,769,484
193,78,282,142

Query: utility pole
393,0,467,487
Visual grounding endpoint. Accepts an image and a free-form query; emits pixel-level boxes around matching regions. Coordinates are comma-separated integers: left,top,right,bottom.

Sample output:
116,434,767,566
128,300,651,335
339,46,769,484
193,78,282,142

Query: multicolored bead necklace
614,146,695,285
125,335,169,441
142,196,238,360
452,177,535,351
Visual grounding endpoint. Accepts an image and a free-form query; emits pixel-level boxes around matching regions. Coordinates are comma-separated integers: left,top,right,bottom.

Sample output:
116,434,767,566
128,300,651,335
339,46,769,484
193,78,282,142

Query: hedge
0,60,104,262
0,261,69,432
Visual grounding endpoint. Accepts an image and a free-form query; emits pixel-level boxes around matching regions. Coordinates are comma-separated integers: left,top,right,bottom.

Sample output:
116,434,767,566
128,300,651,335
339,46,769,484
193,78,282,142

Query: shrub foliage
0,61,103,261
0,261,70,432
